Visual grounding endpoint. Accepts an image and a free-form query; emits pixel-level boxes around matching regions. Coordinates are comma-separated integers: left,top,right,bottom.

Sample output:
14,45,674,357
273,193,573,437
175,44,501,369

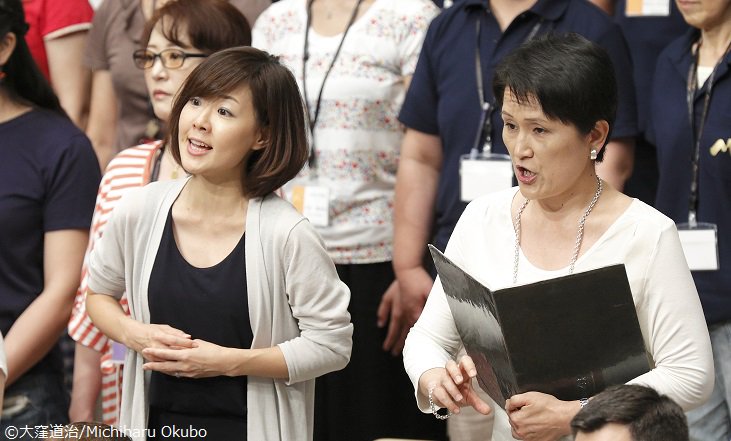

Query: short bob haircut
571,385,689,441
493,33,617,162
168,47,309,198
140,0,251,52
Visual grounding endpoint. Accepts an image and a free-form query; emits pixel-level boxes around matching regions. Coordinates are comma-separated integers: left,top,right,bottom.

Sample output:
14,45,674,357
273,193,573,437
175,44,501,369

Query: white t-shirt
404,188,713,439
253,0,439,264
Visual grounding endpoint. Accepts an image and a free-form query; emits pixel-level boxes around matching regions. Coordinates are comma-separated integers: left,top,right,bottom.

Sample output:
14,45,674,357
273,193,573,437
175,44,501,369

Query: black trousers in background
314,261,447,441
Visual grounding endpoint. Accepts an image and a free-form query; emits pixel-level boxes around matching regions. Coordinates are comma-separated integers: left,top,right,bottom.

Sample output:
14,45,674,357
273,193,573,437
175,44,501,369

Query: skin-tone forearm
46,31,91,129
85,70,118,170
68,344,103,422
4,230,88,386
392,129,442,327
393,129,442,275
595,137,635,193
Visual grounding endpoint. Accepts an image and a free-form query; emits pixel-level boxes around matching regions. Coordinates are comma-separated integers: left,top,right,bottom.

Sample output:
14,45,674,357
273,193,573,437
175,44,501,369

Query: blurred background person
589,0,688,206
23,0,93,128
0,0,100,430
571,385,689,441
648,0,731,439
84,0,270,169
253,0,445,439
67,0,252,425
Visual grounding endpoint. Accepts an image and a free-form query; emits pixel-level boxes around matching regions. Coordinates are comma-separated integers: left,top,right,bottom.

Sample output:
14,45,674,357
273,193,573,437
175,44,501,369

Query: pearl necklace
512,175,603,284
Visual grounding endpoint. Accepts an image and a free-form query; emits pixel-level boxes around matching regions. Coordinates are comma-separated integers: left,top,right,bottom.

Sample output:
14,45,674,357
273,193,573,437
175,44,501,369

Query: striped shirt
68,141,162,425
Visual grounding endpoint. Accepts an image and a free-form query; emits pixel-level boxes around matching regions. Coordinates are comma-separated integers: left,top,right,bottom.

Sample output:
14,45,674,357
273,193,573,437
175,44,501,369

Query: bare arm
68,344,102,422
4,229,88,386
46,31,91,129
596,137,635,192
85,70,118,170
393,129,442,327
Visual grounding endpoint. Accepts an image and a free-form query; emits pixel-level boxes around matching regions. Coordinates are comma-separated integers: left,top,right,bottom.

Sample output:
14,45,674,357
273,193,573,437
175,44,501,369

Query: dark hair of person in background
492,32,617,161
168,46,309,198
140,0,251,52
0,0,64,115
571,384,689,441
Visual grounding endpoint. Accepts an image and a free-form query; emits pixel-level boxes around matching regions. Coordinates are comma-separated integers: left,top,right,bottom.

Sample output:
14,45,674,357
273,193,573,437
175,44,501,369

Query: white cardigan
88,178,353,441
404,188,713,439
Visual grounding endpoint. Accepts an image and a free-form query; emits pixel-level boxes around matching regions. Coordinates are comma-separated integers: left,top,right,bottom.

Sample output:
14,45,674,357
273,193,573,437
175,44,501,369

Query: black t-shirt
148,210,251,438
0,109,99,374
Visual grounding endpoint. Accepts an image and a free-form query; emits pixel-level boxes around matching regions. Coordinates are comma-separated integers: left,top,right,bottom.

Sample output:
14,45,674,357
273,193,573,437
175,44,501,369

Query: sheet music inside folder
428,245,651,409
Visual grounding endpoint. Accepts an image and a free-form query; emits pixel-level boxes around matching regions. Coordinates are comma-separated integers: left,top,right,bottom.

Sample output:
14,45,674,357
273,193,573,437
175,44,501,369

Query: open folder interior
428,245,651,409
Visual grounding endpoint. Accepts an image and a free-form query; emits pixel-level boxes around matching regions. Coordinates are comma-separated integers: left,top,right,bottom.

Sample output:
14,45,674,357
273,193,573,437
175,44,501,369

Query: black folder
428,245,651,409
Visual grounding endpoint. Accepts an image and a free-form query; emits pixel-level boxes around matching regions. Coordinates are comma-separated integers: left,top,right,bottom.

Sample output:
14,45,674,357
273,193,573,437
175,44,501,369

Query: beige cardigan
88,178,353,441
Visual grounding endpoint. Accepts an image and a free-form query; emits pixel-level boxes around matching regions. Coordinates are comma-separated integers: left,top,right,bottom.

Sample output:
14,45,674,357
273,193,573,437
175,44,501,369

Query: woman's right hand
121,319,196,360
418,355,492,416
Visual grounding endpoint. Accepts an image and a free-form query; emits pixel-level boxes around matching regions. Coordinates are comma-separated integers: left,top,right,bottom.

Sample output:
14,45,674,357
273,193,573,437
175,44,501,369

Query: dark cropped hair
140,0,251,51
0,0,64,115
169,47,309,198
571,385,689,441
493,33,617,161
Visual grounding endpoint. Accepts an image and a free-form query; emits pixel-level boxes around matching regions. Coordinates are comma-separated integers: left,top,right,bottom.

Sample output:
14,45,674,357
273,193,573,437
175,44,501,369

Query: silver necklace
512,175,603,284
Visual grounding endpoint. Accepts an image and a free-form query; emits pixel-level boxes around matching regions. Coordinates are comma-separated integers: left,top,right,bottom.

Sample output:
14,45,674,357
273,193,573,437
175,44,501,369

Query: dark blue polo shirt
649,29,731,325
0,109,100,374
399,0,638,251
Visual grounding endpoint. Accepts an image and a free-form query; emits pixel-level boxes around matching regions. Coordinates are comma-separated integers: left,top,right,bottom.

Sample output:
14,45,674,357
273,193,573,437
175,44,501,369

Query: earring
589,149,598,160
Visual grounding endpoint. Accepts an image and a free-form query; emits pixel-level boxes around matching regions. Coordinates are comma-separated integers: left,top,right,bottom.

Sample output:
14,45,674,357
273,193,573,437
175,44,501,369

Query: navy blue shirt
0,109,99,373
649,29,731,325
399,0,638,251
614,0,688,134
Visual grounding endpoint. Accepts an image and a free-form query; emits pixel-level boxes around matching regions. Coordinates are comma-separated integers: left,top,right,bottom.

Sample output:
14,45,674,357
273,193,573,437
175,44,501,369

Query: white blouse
404,187,713,438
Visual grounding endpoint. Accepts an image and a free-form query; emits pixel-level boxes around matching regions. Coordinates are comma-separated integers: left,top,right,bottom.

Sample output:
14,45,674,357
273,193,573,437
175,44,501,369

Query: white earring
590,149,598,160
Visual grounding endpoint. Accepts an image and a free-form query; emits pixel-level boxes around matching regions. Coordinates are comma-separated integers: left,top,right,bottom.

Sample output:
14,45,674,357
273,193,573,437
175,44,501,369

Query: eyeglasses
133,49,207,69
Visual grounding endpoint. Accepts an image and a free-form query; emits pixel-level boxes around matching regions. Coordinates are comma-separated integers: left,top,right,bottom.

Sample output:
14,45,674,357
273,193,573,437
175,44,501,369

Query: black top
147,209,251,438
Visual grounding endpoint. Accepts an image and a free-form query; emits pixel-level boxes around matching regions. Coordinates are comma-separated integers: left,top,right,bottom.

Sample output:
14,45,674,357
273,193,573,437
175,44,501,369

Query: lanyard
472,14,543,157
685,38,731,226
302,0,363,171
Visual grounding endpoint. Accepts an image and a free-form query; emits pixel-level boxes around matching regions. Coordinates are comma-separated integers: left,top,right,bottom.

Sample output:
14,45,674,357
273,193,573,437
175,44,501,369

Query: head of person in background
0,0,64,115
135,0,251,136
571,385,689,441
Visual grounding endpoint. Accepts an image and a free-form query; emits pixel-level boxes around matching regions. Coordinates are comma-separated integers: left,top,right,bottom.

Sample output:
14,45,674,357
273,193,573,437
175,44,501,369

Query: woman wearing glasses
83,0,269,170
67,0,251,426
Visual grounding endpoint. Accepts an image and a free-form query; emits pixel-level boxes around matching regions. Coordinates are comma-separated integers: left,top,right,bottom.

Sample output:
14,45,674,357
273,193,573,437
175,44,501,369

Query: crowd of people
0,0,728,440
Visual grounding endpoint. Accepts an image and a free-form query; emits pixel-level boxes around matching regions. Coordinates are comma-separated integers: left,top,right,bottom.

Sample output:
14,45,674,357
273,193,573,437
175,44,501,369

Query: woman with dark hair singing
403,33,713,441
86,47,353,441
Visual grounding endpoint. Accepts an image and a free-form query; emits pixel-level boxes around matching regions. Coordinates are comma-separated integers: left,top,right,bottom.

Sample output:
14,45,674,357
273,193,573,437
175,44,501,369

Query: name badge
625,0,670,16
291,185,330,227
676,222,719,271
460,153,513,202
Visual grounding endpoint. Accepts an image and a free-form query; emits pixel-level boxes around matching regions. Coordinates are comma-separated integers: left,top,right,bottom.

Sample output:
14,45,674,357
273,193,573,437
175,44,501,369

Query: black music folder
428,245,651,409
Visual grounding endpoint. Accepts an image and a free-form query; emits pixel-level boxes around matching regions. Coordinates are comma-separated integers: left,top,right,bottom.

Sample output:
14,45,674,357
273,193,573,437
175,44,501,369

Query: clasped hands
123,321,229,379
421,355,576,441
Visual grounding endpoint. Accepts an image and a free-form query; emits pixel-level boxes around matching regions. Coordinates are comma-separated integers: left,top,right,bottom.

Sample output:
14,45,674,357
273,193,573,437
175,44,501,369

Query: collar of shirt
462,0,569,23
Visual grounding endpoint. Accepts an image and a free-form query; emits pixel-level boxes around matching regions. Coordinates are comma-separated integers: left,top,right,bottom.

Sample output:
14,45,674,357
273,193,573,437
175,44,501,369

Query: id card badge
676,222,719,271
625,0,670,16
110,340,126,364
291,185,330,227
459,153,513,202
